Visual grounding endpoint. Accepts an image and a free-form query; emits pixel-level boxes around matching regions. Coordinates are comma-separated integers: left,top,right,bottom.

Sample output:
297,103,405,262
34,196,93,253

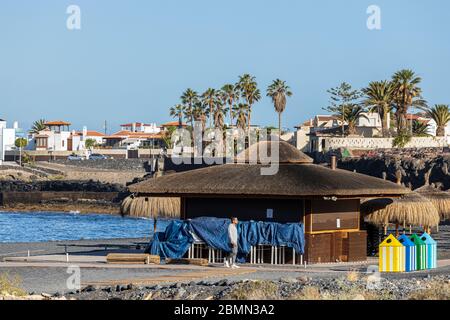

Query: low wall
323,136,448,150
5,149,164,161
0,180,125,192
53,159,150,172
0,192,121,206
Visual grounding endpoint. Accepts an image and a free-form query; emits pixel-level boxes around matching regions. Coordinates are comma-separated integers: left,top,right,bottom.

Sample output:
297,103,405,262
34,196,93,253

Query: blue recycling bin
398,234,416,272
420,233,437,269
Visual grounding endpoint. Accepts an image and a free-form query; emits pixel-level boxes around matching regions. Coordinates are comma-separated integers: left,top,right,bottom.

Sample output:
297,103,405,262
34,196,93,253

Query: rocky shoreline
10,274,447,301
337,150,450,190
0,203,121,215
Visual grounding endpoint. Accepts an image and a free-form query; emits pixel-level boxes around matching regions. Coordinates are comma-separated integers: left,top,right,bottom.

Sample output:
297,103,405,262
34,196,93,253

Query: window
36,138,48,148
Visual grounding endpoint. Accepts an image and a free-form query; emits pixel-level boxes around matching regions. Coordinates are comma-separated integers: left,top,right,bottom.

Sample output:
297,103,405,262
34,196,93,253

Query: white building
28,121,106,152
69,127,106,151
120,122,161,134
0,119,18,163
357,112,387,129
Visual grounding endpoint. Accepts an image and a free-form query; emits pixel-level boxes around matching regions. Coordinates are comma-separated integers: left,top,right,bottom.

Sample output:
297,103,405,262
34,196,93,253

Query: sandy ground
0,169,46,181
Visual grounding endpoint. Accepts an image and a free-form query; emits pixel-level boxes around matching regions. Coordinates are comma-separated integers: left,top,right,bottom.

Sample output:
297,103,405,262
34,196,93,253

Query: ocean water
0,211,172,243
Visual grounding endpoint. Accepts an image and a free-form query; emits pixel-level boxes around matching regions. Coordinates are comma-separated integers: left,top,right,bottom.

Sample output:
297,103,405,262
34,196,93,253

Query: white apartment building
0,119,18,163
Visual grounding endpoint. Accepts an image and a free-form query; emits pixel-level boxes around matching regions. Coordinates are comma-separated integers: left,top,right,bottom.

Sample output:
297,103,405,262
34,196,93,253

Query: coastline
0,203,121,215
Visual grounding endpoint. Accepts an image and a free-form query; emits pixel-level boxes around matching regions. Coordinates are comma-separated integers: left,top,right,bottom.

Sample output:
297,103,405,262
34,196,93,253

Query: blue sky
0,0,449,133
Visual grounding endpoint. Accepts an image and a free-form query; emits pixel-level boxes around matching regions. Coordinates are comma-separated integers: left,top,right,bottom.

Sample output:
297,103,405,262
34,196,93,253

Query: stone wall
53,159,150,172
0,191,120,205
0,180,126,192
5,149,163,161
323,136,447,151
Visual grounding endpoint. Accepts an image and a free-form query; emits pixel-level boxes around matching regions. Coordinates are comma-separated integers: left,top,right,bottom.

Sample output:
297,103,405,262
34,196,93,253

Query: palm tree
425,104,450,137
84,138,97,150
201,88,220,128
391,70,427,135
192,102,208,131
221,84,239,126
266,79,293,136
334,105,368,135
29,119,47,134
181,88,198,128
236,74,261,130
362,81,395,137
169,104,184,128
213,102,225,129
234,103,248,130
412,120,430,136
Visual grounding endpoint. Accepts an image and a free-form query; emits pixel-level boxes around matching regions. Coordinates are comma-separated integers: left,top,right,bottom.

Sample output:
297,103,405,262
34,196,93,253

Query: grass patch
0,273,27,297
408,279,450,300
48,175,66,180
226,280,279,300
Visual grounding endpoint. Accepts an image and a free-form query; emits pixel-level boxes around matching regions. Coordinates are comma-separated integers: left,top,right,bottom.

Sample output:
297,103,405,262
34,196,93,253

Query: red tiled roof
44,120,71,126
120,122,151,127
104,130,163,140
316,115,338,121
76,130,104,137
406,114,421,120
161,121,187,127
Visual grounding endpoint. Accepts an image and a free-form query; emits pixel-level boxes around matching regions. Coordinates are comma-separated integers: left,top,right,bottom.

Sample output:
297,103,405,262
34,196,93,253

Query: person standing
225,217,239,268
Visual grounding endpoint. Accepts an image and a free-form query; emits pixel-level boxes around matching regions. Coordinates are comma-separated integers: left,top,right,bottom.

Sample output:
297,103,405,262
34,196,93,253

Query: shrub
392,133,412,148
0,273,26,297
408,279,450,300
226,280,279,300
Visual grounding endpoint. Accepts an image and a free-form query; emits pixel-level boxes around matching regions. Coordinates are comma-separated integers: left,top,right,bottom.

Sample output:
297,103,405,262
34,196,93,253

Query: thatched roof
361,192,440,227
129,142,409,198
236,141,314,164
120,195,180,219
415,184,450,220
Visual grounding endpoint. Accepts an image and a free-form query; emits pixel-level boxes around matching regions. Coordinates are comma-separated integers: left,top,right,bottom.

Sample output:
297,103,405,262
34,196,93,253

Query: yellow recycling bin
379,234,405,272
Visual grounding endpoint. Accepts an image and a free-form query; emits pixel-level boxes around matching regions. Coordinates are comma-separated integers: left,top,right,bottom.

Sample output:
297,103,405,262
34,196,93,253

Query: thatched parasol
361,192,440,228
415,184,450,221
120,195,180,219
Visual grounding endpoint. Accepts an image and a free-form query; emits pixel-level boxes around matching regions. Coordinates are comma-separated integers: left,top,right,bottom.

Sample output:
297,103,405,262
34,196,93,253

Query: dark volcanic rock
336,150,450,190
0,179,126,193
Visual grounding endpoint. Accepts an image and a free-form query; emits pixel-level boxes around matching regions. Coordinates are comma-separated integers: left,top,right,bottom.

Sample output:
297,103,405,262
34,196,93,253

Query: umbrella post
395,223,399,237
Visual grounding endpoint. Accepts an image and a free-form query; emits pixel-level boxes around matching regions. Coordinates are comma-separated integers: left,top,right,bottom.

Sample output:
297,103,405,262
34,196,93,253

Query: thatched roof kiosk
415,184,450,221
128,141,410,263
120,195,180,219
130,141,408,199
361,193,440,228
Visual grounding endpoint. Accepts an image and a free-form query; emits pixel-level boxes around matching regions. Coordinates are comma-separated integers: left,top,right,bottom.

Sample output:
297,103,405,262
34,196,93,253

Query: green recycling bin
410,234,426,270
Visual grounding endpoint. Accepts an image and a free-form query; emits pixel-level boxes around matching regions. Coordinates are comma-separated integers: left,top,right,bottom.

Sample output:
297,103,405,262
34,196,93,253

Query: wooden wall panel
185,197,304,223
347,231,367,262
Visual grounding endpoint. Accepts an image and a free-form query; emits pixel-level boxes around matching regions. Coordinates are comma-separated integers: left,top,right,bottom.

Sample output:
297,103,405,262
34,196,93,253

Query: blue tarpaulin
147,217,305,260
